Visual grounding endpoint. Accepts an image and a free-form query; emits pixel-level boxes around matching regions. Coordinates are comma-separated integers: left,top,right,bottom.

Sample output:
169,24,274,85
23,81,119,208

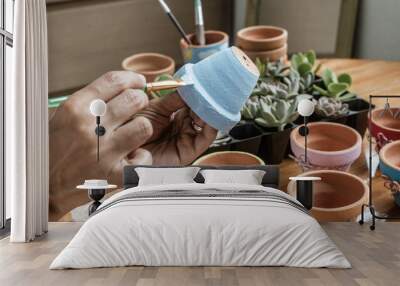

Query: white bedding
50,183,350,269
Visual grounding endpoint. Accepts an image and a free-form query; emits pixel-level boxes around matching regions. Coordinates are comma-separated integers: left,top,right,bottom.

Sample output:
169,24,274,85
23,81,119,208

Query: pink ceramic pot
290,122,362,170
369,108,400,141
287,170,368,221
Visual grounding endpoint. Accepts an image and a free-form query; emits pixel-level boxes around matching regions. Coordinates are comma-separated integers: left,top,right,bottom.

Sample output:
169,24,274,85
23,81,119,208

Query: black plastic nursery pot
311,97,371,136
205,96,372,165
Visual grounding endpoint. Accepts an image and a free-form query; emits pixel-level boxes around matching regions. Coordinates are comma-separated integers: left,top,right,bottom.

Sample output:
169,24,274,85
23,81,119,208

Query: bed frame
123,165,280,189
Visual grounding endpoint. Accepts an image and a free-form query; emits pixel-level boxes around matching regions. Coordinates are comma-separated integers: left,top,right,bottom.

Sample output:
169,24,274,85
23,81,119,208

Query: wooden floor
1,222,400,286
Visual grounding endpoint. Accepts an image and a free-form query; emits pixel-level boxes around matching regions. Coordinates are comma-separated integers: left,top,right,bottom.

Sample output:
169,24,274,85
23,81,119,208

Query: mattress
50,183,350,269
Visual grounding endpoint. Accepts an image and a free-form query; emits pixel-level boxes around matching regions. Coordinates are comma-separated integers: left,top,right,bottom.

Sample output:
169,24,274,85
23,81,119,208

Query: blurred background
46,0,400,96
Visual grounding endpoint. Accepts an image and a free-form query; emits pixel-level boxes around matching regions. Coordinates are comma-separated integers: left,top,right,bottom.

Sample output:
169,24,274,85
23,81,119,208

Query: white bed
50,182,350,269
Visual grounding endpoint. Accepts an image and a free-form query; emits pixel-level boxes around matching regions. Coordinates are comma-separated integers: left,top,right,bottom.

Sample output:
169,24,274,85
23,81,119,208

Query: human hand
136,92,217,165
50,71,153,218
49,71,217,219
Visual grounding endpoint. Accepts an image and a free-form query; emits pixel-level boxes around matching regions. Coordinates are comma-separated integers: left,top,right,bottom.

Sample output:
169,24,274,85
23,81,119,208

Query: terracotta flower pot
290,122,362,170
242,44,287,62
180,30,229,64
192,151,265,166
369,108,400,141
236,25,288,52
379,140,400,182
122,53,175,82
287,170,368,221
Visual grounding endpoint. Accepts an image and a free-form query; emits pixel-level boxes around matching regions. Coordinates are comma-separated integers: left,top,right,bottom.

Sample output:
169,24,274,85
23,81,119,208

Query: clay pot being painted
242,44,288,62
176,47,259,133
369,108,400,142
122,53,175,82
287,170,368,221
192,151,265,166
236,25,288,51
379,140,400,182
290,122,362,170
180,30,229,64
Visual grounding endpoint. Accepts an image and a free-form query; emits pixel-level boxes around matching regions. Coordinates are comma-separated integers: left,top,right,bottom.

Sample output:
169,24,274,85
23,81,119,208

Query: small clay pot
192,151,265,166
180,30,229,64
369,108,400,141
242,44,287,62
290,122,362,170
122,53,175,82
379,140,400,182
236,25,288,52
287,170,368,221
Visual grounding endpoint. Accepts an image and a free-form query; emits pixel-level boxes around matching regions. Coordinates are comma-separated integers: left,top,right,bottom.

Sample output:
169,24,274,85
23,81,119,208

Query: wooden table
57,59,400,222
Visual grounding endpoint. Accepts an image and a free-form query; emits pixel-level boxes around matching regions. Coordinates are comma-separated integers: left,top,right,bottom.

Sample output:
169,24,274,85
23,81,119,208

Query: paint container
175,46,259,133
287,170,368,222
192,151,265,166
180,30,229,64
122,53,175,82
290,122,362,171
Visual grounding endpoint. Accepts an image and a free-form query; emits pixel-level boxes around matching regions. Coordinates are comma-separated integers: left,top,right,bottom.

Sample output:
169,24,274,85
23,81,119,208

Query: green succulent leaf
337,92,357,102
290,54,302,70
337,73,352,86
305,50,316,66
255,58,265,75
321,68,338,87
297,63,312,76
327,82,349,96
312,84,329,96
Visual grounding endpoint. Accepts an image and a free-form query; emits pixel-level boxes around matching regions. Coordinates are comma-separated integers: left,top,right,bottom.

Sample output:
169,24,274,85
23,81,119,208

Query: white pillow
136,167,200,186
200,169,266,185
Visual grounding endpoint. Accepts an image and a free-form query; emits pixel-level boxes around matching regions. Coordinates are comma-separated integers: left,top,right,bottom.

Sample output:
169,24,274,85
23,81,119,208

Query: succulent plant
312,68,356,102
255,58,289,80
314,96,349,118
290,50,321,94
291,50,321,76
242,96,299,131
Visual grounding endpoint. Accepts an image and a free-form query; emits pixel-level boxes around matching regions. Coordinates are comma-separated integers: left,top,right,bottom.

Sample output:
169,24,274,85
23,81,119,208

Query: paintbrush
158,0,191,45
144,80,193,93
194,0,205,45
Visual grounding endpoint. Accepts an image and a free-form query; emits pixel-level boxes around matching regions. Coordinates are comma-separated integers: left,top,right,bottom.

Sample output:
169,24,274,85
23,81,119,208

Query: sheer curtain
7,0,49,242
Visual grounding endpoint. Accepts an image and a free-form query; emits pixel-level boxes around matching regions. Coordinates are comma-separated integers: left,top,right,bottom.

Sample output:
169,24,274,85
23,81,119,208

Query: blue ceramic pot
180,31,229,64
175,47,259,133
379,140,400,182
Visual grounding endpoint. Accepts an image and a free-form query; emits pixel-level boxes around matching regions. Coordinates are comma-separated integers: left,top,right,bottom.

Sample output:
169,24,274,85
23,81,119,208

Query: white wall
354,0,400,60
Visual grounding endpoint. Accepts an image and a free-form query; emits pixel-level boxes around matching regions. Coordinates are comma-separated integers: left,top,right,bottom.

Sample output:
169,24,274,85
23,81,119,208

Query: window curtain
8,0,49,242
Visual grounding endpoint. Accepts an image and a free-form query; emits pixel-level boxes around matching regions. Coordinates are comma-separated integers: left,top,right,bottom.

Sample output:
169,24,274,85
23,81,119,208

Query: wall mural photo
46,0,400,227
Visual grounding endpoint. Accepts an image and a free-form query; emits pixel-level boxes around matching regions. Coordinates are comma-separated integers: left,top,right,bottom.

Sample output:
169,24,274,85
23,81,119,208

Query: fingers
149,92,186,117
110,116,153,155
105,89,149,128
193,124,218,154
108,149,153,185
79,71,146,102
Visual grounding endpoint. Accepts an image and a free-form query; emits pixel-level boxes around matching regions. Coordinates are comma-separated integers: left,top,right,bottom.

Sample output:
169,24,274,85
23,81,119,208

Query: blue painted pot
180,31,229,64
175,47,259,133
379,140,400,182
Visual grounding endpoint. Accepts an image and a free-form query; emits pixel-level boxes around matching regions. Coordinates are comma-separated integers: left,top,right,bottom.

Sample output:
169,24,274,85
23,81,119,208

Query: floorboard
1,222,399,286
